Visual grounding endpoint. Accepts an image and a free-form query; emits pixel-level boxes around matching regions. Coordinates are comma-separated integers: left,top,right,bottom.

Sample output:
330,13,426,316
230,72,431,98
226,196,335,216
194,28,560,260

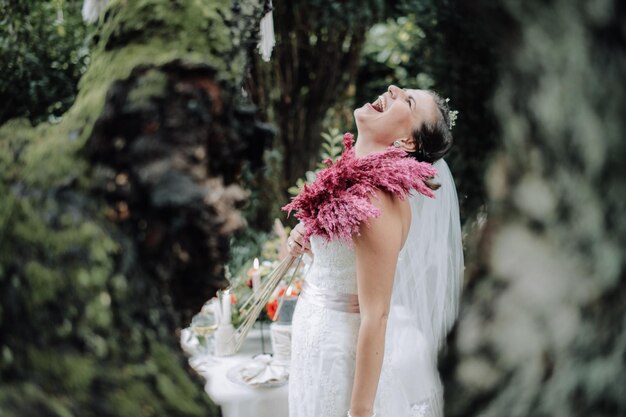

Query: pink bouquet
283,133,437,243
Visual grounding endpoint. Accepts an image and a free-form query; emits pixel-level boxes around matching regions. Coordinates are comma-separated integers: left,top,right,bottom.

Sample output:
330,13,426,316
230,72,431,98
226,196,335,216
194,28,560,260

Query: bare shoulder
369,189,402,211
370,189,411,224
355,189,408,251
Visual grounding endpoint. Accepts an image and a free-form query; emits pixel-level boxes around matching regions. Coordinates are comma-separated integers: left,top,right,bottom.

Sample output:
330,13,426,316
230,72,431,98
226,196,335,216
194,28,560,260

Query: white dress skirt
289,235,444,417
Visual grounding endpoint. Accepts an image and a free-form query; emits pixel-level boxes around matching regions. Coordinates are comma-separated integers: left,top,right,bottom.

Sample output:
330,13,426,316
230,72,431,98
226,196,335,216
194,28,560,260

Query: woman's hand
287,222,312,258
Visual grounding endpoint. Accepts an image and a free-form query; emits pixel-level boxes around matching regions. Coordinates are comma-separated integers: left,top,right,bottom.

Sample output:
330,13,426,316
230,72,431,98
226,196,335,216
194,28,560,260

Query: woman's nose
388,85,403,98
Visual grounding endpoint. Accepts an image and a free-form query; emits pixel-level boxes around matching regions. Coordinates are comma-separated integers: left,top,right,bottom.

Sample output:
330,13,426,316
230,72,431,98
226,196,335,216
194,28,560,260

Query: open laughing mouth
371,95,387,112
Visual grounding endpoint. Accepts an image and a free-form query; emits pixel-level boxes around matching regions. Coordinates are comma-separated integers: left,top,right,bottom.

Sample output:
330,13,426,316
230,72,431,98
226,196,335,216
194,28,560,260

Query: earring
393,140,401,148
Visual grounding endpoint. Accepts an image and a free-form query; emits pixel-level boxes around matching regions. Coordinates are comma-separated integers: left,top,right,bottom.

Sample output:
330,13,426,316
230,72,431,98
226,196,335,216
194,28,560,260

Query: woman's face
354,85,439,147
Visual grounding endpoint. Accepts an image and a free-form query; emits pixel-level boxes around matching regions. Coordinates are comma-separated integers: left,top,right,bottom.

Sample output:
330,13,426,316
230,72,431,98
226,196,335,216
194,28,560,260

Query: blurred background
0,0,624,416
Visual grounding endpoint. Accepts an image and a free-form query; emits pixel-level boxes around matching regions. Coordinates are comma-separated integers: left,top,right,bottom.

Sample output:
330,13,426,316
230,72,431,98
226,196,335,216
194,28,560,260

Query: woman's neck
353,132,389,158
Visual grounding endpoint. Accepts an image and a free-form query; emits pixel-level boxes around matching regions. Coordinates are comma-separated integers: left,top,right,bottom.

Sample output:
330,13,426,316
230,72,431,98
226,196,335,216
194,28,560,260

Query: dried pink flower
282,132,437,243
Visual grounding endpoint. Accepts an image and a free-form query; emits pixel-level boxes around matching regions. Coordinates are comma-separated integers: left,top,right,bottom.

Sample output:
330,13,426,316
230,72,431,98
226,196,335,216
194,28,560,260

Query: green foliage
236,147,284,231
319,128,346,163
0,0,89,125
247,0,391,197
287,128,344,197
356,3,500,223
358,15,433,102
228,228,275,284
125,69,168,111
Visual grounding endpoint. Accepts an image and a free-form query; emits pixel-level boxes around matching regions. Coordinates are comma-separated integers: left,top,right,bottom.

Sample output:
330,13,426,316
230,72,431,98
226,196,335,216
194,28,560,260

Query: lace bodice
305,235,358,294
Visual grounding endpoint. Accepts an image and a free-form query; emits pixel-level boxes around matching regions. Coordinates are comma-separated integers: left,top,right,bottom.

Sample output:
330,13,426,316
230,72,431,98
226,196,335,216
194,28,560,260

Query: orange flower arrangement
266,298,279,321
266,281,303,321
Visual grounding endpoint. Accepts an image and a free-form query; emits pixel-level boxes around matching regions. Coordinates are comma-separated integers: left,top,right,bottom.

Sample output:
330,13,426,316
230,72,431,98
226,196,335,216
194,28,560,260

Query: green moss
106,383,157,417
60,0,242,147
127,69,168,112
0,383,76,417
27,349,96,393
156,375,207,416
0,0,265,414
84,293,114,329
24,261,64,307
0,0,257,190
151,341,202,403
100,355,216,417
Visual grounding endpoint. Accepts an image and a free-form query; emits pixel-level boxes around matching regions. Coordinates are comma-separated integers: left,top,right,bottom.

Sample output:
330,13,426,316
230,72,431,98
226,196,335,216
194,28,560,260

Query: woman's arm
349,191,406,417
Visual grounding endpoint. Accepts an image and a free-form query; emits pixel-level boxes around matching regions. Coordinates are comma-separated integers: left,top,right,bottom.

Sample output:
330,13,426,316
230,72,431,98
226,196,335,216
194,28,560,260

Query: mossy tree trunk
0,0,271,415
442,1,626,416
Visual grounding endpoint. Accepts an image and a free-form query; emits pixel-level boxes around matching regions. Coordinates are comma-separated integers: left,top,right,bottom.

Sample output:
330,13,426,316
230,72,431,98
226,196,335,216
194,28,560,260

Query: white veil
394,158,464,353
379,158,464,415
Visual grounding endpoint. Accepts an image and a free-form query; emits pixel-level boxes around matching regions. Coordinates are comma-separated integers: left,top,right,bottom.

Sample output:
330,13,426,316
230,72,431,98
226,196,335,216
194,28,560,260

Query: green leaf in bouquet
288,186,301,196
320,132,333,142
305,171,317,183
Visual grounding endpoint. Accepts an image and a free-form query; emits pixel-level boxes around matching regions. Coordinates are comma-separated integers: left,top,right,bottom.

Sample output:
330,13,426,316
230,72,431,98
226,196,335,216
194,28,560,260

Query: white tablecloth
183,326,289,417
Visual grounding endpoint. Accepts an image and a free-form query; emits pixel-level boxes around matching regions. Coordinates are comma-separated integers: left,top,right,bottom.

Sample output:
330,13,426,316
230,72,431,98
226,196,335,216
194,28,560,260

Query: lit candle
285,285,294,297
222,289,232,325
252,258,261,299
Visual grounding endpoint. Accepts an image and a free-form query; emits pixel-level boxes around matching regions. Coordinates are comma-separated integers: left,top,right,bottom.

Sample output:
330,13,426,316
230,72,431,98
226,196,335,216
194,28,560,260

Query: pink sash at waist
299,280,360,314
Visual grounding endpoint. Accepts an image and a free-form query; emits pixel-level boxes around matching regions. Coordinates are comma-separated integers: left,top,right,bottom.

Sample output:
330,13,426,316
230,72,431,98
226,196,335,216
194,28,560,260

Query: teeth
372,96,387,113
371,95,387,112
378,95,386,112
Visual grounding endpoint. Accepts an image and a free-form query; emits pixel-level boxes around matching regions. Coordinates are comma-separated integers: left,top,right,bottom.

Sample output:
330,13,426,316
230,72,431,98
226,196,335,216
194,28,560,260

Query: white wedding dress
289,160,463,417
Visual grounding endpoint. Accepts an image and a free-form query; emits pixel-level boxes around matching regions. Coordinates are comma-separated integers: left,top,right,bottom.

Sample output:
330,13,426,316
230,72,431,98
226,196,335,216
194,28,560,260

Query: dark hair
407,91,453,190
408,91,453,164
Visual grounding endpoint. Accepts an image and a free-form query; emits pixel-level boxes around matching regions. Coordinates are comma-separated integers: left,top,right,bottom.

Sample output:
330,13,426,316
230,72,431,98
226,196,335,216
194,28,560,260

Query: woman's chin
354,104,368,115
354,103,378,122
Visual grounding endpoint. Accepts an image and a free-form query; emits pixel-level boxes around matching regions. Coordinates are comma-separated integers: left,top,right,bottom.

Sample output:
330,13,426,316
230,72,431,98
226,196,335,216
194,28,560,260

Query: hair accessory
444,97,458,130
393,140,401,148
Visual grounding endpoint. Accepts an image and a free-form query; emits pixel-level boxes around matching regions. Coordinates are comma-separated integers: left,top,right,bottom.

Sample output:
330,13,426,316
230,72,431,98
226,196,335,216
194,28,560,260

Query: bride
285,85,464,417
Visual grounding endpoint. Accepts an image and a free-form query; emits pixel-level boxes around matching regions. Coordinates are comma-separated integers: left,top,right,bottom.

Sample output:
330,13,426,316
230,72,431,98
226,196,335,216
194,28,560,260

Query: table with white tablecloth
183,326,289,417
